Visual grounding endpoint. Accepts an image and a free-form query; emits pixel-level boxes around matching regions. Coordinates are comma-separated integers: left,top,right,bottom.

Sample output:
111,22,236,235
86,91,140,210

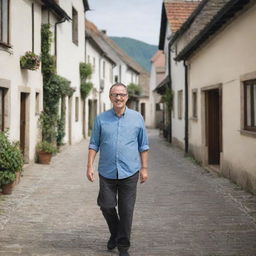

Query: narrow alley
0,130,256,256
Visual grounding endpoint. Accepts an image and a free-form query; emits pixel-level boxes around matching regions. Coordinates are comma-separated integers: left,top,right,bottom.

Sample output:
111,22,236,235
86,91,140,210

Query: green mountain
110,37,157,73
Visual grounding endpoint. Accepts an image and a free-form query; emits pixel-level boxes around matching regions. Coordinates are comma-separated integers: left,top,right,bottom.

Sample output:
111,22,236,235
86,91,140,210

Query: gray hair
109,83,128,94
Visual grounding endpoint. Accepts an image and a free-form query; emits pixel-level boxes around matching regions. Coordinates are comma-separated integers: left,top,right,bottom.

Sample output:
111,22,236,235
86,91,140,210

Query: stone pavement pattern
0,129,256,256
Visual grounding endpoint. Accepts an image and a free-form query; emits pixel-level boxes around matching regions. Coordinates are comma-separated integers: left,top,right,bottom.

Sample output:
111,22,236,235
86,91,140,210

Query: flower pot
1,182,15,195
38,151,52,164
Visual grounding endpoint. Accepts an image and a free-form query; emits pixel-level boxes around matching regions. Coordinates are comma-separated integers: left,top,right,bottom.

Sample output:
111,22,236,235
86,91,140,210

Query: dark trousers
97,172,139,252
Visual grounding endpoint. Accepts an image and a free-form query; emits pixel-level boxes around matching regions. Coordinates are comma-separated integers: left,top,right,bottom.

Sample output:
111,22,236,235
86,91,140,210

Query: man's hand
87,166,95,182
139,167,148,184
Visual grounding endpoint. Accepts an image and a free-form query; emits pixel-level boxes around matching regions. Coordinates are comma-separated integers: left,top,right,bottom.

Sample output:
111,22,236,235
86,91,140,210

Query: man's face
109,85,128,110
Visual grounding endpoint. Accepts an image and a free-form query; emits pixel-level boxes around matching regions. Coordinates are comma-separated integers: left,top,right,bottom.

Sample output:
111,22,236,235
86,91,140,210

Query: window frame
72,7,78,45
192,89,198,119
0,0,10,47
244,79,256,132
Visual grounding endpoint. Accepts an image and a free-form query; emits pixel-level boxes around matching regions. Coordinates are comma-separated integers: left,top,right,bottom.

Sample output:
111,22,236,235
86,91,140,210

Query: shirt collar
111,107,128,117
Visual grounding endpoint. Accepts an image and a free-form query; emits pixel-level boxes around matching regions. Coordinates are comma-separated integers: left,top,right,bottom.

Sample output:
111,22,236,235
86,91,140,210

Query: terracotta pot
38,152,52,164
2,182,15,195
38,151,52,164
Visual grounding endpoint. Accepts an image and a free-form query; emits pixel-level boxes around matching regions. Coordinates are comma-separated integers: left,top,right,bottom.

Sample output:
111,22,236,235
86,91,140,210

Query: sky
86,0,163,46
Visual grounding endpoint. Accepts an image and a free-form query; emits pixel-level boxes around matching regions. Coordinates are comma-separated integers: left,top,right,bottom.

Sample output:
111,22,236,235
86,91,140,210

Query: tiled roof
164,0,200,32
172,0,252,60
151,50,165,68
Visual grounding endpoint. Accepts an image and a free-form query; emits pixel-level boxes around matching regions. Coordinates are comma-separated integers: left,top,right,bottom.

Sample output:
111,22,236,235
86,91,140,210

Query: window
35,92,39,115
172,91,175,118
114,75,118,83
192,90,198,119
0,0,10,45
109,66,113,82
72,7,78,45
244,79,256,131
178,90,183,120
155,103,161,111
75,97,79,121
93,57,96,72
0,87,7,131
103,61,105,78
87,55,90,63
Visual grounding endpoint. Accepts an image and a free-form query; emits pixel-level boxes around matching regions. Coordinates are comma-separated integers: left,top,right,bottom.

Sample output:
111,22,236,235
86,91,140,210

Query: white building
157,0,200,147
0,0,89,163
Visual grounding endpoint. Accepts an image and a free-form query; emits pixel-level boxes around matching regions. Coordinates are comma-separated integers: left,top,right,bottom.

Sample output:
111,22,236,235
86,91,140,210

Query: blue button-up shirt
89,107,149,179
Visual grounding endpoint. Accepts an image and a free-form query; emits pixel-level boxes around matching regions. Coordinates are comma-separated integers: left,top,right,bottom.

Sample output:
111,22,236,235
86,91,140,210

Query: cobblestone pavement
0,129,256,256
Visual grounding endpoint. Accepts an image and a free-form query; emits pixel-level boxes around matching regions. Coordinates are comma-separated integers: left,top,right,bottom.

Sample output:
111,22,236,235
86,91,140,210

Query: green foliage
81,82,93,99
110,36,157,72
41,24,73,145
162,88,173,112
36,141,58,154
80,62,92,81
41,24,56,82
20,51,40,70
80,63,93,99
0,171,16,185
0,131,23,185
127,83,141,98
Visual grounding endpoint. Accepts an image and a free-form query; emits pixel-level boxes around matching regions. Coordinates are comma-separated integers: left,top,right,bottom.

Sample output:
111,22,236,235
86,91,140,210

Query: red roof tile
164,1,200,32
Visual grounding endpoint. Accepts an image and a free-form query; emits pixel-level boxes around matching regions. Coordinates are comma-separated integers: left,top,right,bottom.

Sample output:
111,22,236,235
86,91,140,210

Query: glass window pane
253,84,256,126
246,85,251,126
2,0,8,43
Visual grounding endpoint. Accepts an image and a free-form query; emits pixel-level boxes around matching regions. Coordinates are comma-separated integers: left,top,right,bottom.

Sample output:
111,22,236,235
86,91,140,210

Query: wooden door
206,89,221,164
20,93,27,155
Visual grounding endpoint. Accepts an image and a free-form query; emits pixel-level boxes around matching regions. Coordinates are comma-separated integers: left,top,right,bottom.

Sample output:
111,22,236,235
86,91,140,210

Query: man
86,83,149,256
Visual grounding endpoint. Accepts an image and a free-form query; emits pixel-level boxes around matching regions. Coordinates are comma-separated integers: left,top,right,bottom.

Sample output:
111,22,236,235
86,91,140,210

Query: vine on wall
40,24,74,145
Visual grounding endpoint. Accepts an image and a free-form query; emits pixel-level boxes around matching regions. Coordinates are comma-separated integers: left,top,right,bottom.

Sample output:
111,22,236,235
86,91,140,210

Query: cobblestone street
0,129,256,256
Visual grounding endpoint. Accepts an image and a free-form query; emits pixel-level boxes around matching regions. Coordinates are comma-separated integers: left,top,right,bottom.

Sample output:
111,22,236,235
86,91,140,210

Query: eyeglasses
110,93,127,98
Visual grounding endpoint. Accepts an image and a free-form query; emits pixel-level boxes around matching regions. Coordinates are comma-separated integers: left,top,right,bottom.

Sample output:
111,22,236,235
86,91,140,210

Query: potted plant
20,51,40,70
0,131,24,195
36,141,57,164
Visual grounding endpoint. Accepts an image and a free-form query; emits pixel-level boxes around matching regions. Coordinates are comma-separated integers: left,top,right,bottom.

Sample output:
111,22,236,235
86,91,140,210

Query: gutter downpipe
167,40,172,143
184,60,189,155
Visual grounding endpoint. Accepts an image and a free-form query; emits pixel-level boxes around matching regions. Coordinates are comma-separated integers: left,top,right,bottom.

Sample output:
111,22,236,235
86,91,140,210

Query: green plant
80,63,93,99
40,24,73,145
127,83,141,97
20,51,40,70
0,131,23,185
36,141,58,154
80,82,93,99
161,88,173,112
80,62,92,81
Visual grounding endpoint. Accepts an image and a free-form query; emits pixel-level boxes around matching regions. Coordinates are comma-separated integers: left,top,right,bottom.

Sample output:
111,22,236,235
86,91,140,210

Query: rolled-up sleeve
138,118,149,152
89,117,100,152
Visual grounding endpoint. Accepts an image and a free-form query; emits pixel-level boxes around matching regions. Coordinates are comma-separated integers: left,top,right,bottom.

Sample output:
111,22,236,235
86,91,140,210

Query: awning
154,76,170,95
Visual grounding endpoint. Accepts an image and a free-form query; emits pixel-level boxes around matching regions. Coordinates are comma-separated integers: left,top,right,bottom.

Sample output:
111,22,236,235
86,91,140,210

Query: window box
20,51,40,71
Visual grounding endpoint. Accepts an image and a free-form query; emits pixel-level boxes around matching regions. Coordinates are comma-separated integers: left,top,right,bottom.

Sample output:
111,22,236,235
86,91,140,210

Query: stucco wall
187,5,256,192
0,0,43,162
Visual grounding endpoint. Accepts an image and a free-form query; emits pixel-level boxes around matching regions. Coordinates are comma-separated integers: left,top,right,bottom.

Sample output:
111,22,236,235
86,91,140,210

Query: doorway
20,93,28,156
205,89,222,165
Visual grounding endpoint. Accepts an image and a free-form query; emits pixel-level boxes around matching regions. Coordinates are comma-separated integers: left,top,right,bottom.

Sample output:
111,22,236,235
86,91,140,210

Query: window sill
240,129,256,138
191,117,198,122
0,42,12,48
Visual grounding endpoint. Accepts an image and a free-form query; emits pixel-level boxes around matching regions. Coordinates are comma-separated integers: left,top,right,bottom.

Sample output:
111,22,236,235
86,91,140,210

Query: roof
159,0,200,50
151,50,165,68
85,20,117,65
172,0,252,61
42,0,71,20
